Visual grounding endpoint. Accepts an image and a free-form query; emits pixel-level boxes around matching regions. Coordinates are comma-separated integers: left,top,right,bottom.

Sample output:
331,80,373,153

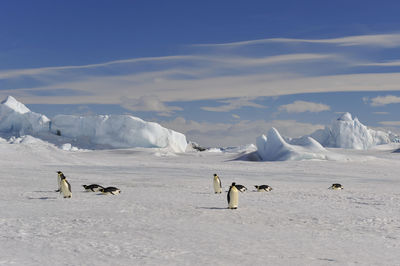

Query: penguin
254,185,273,192
213,174,222,194
56,171,66,192
82,184,104,192
100,187,121,195
59,175,72,198
227,182,239,209
235,184,247,192
329,183,344,190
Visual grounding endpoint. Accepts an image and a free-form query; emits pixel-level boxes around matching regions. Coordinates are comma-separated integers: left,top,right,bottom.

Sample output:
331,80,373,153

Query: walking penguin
59,173,72,198
227,182,239,209
213,174,222,194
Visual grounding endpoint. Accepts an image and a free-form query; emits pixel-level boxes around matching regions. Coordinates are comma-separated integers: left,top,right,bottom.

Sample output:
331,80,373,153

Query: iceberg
0,96,187,152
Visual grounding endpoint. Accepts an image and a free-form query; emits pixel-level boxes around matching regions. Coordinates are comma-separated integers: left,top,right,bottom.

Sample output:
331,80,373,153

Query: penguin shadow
27,196,57,200
196,207,229,210
34,190,56,193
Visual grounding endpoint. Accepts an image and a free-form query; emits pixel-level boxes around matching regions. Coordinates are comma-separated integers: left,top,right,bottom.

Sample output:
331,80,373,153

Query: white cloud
201,97,266,112
357,60,400,67
369,95,400,106
378,121,400,126
2,33,400,113
161,117,324,147
373,112,389,115
278,101,330,113
196,34,400,48
120,95,182,116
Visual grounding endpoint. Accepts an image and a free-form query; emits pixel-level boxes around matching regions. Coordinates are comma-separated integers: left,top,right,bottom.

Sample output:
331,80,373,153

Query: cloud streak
1,33,400,114
196,33,400,48
278,101,331,113
368,95,400,106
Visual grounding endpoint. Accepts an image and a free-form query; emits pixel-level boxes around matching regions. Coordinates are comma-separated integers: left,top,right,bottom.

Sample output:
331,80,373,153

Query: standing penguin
56,171,66,192
59,174,72,198
213,174,222,194
227,182,239,209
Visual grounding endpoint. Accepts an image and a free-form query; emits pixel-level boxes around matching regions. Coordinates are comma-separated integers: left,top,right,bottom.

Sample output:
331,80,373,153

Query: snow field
1,143,399,265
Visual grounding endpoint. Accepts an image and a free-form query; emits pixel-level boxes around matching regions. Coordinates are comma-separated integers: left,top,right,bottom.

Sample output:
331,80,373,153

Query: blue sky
1,0,400,146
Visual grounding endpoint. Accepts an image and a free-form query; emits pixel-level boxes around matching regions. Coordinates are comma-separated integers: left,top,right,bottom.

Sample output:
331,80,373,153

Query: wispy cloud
278,100,330,113
0,55,195,79
201,97,266,112
378,121,400,126
196,33,400,48
373,112,389,115
367,95,400,106
2,33,400,114
120,95,182,117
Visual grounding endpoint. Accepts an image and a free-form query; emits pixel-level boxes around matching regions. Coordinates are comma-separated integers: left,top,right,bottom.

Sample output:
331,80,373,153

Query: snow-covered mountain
306,112,395,150
0,96,187,152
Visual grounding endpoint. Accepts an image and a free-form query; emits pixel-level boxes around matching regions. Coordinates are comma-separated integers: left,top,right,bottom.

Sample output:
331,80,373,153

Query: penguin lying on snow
254,185,273,192
329,183,344,190
213,174,222,194
100,187,121,195
82,184,104,192
235,184,247,192
227,182,239,209
59,174,72,198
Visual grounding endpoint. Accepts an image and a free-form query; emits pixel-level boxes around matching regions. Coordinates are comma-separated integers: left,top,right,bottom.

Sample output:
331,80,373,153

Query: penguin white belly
228,187,239,209
57,176,61,191
213,179,222,193
60,180,72,198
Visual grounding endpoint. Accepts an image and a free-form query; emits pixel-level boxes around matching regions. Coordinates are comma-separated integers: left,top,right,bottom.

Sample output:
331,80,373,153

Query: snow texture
0,138,399,265
0,96,187,152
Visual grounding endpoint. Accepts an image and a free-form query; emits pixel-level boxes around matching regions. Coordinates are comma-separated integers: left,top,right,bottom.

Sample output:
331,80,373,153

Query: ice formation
0,96,51,137
0,96,187,152
308,112,392,150
256,128,332,161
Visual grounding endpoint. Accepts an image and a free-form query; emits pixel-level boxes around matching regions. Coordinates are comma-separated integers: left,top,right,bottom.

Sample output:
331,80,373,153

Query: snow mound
256,128,333,161
0,96,50,137
308,112,393,150
8,135,55,147
51,114,187,152
60,143,81,152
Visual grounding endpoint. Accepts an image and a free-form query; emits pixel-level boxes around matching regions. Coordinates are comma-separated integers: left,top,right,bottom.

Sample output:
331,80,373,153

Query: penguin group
56,171,121,198
213,174,343,209
213,173,273,209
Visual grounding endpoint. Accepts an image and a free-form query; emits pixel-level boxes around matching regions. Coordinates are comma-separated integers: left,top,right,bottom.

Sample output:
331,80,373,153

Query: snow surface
1,139,399,265
0,96,187,152
307,112,395,150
